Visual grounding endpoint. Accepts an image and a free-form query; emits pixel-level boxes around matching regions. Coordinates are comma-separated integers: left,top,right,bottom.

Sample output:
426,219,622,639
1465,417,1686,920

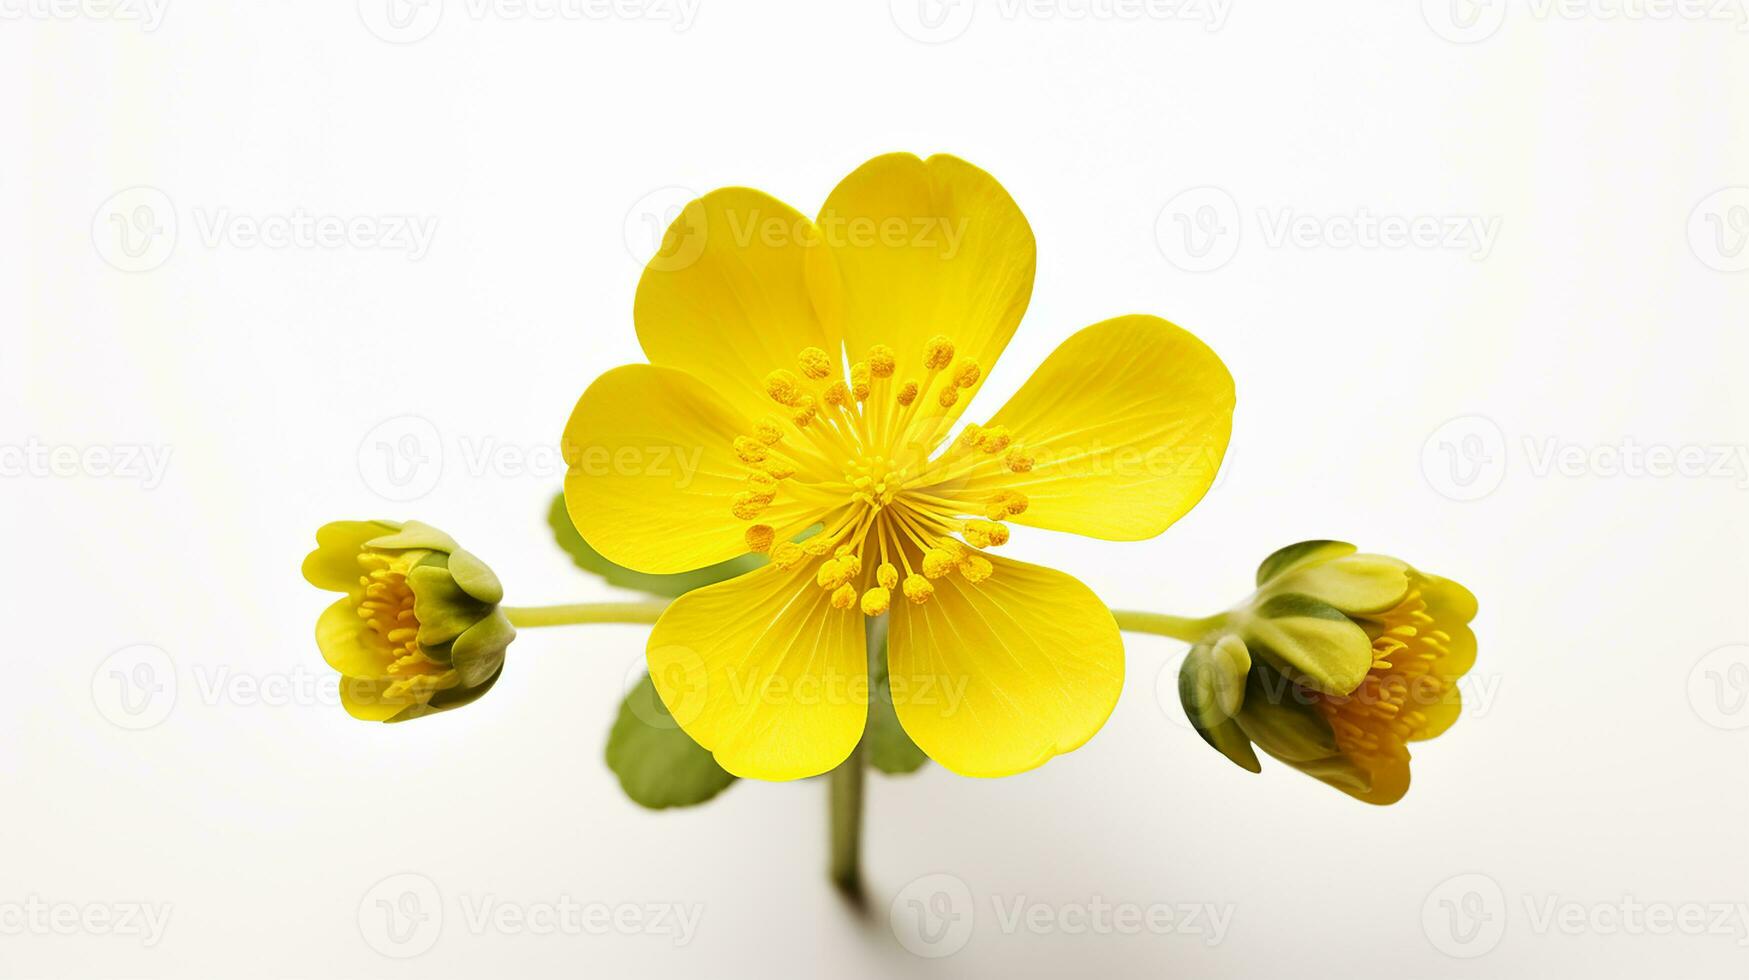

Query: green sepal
407,561,491,648
1179,634,1260,772
548,493,763,598
387,666,504,723
1241,593,1374,696
605,673,736,809
1233,661,1340,763
449,609,514,688
866,618,927,775
1265,553,1409,617
445,548,504,605
1255,540,1355,587
366,520,460,554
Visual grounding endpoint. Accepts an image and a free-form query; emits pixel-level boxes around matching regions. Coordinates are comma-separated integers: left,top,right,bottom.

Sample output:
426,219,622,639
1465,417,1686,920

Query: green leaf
866,618,927,774
605,674,736,809
548,494,763,598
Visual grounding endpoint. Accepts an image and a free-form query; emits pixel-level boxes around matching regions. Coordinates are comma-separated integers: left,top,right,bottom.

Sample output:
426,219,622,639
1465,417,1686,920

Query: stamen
924,335,956,370
902,574,934,604
964,521,1008,548
830,583,858,610
797,347,834,380
860,587,891,616
765,369,803,406
951,361,981,389
896,381,919,407
868,345,896,378
745,525,775,552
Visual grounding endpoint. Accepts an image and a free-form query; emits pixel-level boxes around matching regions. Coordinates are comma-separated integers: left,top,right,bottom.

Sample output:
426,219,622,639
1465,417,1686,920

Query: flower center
726,336,1037,616
1313,588,1457,765
355,551,456,701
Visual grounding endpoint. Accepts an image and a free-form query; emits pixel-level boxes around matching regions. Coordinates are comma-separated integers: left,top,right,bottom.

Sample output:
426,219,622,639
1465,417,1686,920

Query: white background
4,1,1748,977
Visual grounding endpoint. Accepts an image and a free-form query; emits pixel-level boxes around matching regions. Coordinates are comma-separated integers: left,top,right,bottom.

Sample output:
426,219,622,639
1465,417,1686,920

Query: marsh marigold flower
302,520,513,722
563,153,1235,779
1178,540,1477,804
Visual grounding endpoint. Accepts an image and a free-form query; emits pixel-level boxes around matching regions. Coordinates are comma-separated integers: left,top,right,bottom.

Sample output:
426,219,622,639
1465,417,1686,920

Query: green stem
828,614,884,901
1110,610,1227,643
501,601,669,628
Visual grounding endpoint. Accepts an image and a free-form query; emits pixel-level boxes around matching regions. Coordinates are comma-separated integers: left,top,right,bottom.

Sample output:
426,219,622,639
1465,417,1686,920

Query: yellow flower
562,153,1235,779
1179,541,1477,804
302,520,513,722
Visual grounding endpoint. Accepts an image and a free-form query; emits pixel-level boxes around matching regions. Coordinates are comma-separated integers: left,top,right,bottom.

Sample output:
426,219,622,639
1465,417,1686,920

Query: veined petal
965,314,1234,540
646,561,867,780
886,556,1122,778
562,364,825,575
315,598,392,679
806,153,1034,435
636,188,841,423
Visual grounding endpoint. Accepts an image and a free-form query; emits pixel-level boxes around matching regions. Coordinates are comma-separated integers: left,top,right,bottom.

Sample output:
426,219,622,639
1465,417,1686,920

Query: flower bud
1180,540,1477,804
302,520,513,722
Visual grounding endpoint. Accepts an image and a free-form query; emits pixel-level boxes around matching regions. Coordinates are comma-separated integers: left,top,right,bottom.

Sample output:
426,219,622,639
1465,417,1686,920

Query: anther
771,542,804,570
961,555,994,583
937,386,959,409
923,335,956,370
1004,449,1034,473
823,380,850,407
860,587,891,616
791,394,818,427
978,426,1012,454
850,362,871,401
734,436,769,464
754,420,784,445
765,369,803,406
731,492,771,521
964,521,1009,548
896,381,919,407
816,556,856,590
830,583,858,610
868,345,896,378
877,562,899,590
951,360,981,389
745,525,775,552
903,574,935,605
797,347,834,380
921,548,958,579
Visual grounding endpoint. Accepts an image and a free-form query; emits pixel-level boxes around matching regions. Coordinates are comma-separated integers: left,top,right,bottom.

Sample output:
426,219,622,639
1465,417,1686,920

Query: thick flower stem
828,614,884,904
501,601,669,628
1110,610,1227,644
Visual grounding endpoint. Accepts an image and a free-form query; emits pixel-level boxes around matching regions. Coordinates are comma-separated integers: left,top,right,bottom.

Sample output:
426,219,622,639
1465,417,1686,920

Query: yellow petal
315,597,392,679
636,188,841,423
886,556,1122,777
562,364,826,574
646,561,867,780
339,678,410,722
301,521,399,593
806,153,1034,435
965,315,1235,540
